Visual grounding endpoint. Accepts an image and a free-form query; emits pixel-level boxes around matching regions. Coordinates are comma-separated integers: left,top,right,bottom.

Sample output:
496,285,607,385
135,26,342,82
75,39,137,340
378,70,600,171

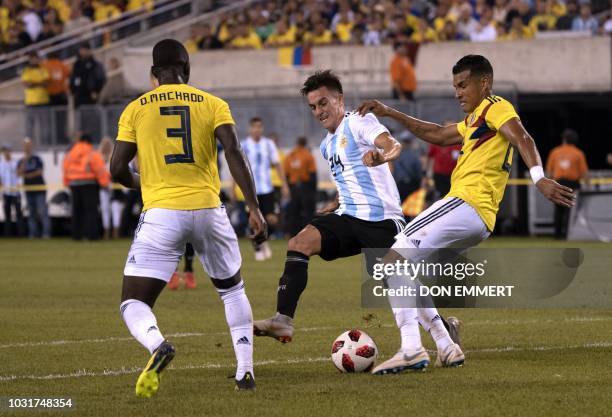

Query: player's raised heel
435,343,465,368
135,340,176,398
235,371,256,391
371,347,430,375
445,316,462,347
253,313,294,343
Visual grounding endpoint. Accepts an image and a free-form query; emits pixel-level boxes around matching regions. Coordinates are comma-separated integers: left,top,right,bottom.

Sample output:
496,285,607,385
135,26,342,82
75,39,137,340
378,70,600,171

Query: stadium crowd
0,0,153,55
2,0,611,56
184,0,612,52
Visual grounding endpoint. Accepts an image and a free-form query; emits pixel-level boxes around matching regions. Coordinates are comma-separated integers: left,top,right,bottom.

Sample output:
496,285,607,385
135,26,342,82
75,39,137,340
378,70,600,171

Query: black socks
276,250,309,318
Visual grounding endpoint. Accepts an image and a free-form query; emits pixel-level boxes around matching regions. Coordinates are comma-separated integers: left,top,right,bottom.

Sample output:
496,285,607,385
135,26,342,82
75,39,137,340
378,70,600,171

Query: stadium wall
118,37,612,97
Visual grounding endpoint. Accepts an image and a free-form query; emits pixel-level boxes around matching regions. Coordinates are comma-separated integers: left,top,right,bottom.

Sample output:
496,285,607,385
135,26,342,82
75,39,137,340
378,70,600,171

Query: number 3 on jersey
160,106,194,164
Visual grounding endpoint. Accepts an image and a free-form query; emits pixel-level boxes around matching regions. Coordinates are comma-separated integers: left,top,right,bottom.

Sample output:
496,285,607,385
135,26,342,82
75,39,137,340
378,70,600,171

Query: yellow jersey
116,83,235,211
449,95,519,231
21,66,50,105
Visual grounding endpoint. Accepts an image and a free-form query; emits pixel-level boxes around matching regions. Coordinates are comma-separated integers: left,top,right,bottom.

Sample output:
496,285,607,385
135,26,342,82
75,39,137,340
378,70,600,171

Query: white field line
1,342,612,382
2,316,611,351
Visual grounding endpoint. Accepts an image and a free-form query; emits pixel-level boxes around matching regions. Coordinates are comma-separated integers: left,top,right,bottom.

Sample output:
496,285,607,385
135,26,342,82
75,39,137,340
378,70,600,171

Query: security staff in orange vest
63,133,110,240
545,129,589,239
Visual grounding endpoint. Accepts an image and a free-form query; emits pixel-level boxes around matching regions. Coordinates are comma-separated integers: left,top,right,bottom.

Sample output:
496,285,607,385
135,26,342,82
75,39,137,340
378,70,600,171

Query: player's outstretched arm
216,123,268,244
110,141,140,189
357,99,462,146
500,118,576,208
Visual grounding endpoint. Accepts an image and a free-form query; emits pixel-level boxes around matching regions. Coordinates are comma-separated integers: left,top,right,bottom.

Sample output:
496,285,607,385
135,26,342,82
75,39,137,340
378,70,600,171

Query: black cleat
235,371,256,391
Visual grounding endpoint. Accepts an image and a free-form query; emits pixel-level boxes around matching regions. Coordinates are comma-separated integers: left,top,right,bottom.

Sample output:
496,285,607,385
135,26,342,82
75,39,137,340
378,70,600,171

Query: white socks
392,308,422,351
219,281,254,380
418,308,454,351
120,299,165,354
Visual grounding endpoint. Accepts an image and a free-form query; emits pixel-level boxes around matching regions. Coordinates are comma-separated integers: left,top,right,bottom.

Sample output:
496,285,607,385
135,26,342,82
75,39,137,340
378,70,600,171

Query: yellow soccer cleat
135,340,175,398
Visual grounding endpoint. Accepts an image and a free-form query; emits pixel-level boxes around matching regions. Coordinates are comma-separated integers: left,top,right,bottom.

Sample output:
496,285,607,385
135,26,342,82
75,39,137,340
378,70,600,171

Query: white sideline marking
1,342,611,382
2,316,611,350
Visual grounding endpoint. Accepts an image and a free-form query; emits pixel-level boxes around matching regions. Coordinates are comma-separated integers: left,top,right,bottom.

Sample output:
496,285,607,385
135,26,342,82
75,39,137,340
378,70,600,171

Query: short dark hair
80,133,93,143
562,128,579,145
249,117,263,124
300,70,343,96
151,39,190,83
452,55,494,79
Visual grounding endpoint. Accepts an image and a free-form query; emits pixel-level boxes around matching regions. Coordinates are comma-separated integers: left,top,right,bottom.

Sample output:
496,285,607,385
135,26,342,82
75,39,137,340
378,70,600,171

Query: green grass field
1,238,612,417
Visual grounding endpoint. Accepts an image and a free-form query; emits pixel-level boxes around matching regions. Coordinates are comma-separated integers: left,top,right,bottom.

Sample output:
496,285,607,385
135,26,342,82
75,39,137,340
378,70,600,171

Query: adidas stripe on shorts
393,197,490,256
124,206,241,281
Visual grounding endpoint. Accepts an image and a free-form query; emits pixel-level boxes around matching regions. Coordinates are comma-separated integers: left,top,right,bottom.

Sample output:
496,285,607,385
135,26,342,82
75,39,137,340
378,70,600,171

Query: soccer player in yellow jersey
357,54,575,373
110,39,266,395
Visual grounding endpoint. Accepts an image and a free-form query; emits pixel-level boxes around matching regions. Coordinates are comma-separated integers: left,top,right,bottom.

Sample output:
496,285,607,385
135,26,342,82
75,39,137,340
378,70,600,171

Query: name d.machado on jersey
139,91,204,105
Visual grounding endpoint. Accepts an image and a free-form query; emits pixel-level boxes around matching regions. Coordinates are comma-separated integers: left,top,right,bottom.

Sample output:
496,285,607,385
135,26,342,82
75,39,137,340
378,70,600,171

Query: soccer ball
331,329,378,373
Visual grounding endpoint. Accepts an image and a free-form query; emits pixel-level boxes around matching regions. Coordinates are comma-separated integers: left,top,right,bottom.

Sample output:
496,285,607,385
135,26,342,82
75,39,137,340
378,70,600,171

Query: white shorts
393,197,490,256
124,207,241,282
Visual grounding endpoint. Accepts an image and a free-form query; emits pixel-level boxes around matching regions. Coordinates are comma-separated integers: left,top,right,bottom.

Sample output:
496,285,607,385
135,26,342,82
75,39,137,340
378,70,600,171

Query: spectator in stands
70,44,106,107
456,3,479,39
184,25,205,53
254,13,275,42
572,2,598,34
94,0,121,22
603,12,612,35
284,136,317,237
18,4,42,43
349,23,367,44
64,6,92,33
197,23,223,50
529,0,557,33
363,14,386,45
266,19,296,47
334,9,354,43
470,7,497,41
42,51,70,105
506,9,534,39
411,18,438,43
545,129,589,239
22,52,50,143
387,13,414,44
0,144,25,237
63,133,109,240
556,0,578,30
392,134,422,203
389,42,416,101
493,0,509,23
18,138,51,238
126,0,154,14
230,22,263,49
439,19,464,41
306,19,333,45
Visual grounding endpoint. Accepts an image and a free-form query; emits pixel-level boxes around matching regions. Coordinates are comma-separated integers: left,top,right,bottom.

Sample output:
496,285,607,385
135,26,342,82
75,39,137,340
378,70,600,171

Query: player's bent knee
287,226,321,257
210,270,242,290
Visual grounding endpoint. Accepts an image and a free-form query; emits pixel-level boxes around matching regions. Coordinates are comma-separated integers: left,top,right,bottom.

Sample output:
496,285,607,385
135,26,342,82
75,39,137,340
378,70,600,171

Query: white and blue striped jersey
241,136,279,195
320,112,403,222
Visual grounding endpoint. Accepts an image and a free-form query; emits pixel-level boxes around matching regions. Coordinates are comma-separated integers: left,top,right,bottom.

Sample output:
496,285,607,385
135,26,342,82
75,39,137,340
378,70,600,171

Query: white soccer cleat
435,343,465,367
253,313,294,343
262,242,272,260
254,249,266,262
371,347,430,375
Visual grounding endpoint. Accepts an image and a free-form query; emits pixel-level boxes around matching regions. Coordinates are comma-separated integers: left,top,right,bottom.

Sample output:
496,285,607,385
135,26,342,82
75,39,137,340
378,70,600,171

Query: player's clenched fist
357,99,391,118
536,178,576,208
362,150,385,167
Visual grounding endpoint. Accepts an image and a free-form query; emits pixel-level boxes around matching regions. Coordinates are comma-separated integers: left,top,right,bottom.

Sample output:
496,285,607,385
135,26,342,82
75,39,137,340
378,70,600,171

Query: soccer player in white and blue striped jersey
235,117,289,261
254,71,457,373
